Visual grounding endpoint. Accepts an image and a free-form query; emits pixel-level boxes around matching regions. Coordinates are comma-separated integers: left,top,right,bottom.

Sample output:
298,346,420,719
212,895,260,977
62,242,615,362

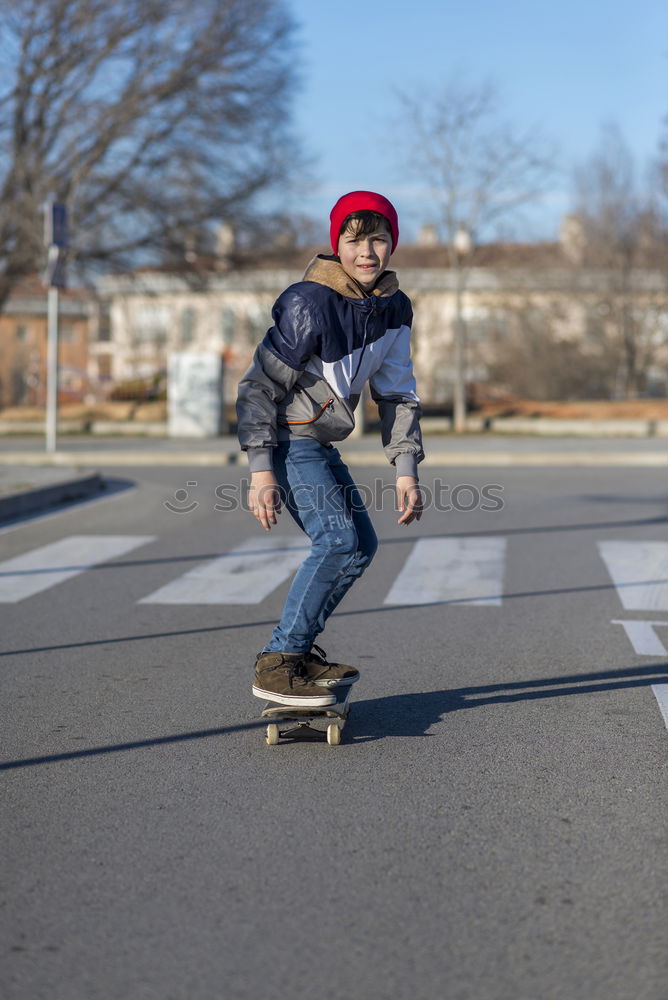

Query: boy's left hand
396,476,423,526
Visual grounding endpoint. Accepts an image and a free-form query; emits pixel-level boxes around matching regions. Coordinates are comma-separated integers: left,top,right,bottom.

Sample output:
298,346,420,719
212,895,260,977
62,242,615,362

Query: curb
414,451,668,467
0,473,105,522
2,418,668,437
0,452,239,467
1,450,668,469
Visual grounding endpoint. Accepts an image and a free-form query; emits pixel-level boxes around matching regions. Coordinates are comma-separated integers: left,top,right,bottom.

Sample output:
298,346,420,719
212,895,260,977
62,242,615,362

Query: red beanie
329,191,399,254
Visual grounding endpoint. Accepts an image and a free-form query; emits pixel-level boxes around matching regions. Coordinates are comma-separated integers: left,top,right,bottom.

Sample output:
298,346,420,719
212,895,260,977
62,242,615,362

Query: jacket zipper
283,397,334,425
351,305,375,385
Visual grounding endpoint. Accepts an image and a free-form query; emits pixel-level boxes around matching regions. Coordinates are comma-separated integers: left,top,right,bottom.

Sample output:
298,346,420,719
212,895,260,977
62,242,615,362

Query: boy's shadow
347,662,668,742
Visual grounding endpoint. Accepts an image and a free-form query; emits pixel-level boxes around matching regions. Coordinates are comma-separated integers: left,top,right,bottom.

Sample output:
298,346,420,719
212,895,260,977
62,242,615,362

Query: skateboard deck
261,685,352,746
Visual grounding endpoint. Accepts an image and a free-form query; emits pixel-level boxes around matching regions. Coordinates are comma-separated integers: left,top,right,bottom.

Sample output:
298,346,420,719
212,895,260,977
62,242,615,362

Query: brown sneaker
252,652,337,707
301,644,360,688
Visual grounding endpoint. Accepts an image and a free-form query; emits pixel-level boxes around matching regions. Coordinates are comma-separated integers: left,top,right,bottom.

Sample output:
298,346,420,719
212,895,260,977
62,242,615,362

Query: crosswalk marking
383,537,507,606
0,535,156,602
3,533,667,621
2,532,666,730
652,686,668,728
611,620,668,655
597,541,668,611
139,535,309,605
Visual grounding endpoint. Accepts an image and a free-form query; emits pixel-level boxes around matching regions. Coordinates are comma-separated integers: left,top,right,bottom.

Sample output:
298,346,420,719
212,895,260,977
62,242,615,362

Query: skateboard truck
261,687,352,747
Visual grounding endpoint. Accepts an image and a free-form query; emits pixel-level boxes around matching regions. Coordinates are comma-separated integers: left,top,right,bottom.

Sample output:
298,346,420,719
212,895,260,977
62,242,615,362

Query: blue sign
44,200,68,248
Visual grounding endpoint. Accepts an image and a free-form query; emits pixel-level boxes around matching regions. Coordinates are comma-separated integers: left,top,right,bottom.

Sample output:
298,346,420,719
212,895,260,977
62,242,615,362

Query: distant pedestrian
236,191,424,707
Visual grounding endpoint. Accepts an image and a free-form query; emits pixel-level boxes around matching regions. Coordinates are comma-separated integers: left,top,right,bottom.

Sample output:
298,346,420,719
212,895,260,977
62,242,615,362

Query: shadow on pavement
349,662,668,741
3,570,668,660
2,506,668,568
0,476,136,529
2,663,665,769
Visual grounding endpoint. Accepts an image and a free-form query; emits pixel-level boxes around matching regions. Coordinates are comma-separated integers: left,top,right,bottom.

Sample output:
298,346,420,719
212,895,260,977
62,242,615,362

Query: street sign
44,199,68,248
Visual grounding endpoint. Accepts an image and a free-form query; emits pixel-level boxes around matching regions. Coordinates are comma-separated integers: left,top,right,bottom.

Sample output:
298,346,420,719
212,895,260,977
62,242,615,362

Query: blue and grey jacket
236,254,424,478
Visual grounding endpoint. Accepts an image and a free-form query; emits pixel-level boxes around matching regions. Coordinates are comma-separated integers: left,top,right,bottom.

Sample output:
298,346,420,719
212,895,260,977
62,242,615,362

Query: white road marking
651,686,668,729
597,541,668,610
611,619,668,656
610,620,668,731
0,535,156,602
139,535,309,605
384,537,507,606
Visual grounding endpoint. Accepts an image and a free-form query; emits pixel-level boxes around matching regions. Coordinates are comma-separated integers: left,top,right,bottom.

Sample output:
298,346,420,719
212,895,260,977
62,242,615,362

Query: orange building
0,277,101,407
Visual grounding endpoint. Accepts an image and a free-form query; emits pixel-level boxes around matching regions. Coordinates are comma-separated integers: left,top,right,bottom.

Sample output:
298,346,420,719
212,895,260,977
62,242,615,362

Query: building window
133,305,171,346
98,304,111,342
16,324,28,341
181,306,196,345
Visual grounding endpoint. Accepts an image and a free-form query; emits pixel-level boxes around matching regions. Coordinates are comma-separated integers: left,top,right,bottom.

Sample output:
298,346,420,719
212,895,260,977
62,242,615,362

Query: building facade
97,236,668,413
0,278,101,408
4,230,666,416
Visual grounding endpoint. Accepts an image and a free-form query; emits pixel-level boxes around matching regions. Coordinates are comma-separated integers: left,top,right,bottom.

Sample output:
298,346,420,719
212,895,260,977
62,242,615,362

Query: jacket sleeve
236,287,321,473
369,322,424,479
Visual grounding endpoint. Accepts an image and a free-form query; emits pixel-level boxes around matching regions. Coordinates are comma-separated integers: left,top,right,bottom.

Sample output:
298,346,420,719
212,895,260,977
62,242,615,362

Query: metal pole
46,285,59,453
451,226,472,433
452,263,466,433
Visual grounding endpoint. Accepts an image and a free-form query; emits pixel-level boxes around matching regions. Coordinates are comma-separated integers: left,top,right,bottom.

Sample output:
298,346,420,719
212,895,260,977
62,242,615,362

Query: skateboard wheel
326,724,341,746
265,724,279,745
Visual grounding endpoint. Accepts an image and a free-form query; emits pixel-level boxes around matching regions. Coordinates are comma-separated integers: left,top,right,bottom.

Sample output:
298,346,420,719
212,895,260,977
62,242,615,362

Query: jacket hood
302,254,399,300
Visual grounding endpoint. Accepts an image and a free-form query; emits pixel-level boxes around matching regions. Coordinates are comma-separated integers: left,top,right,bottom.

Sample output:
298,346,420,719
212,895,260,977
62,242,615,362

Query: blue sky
285,0,668,242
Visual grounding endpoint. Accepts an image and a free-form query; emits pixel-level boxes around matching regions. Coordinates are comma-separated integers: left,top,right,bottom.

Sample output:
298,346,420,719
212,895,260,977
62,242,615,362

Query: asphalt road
2,460,667,1000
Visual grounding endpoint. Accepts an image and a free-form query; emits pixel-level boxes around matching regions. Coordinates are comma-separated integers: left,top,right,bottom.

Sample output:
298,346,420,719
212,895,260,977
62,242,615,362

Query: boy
236,190,424,708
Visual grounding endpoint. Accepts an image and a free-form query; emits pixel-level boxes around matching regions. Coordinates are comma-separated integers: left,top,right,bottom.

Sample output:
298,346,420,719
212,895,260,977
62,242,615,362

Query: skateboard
261,685,352,746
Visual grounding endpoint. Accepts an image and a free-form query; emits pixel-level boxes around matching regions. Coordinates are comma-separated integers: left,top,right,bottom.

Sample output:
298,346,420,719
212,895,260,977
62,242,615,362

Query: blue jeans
263,439,378,654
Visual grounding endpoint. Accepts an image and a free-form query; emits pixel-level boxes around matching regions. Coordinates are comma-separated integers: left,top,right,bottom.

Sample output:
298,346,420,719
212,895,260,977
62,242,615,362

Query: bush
109,373,166,402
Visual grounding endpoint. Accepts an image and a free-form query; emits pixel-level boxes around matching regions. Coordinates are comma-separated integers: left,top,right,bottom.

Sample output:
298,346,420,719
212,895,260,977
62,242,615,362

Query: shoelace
283,657,308,687
259,655,309,686
309,643,330,666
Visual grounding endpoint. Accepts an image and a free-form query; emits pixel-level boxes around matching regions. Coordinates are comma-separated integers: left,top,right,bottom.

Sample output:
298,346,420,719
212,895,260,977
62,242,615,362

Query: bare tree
571,123,665,396
0,0,304,308
391,79,555,428
394,79,554,246
484,302,617,401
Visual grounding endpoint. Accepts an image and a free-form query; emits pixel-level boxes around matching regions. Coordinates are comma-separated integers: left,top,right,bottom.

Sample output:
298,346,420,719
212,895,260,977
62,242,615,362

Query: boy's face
337,220,392,290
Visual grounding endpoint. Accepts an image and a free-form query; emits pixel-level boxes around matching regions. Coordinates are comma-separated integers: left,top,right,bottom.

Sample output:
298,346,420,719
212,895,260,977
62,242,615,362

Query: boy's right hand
248,471,282,531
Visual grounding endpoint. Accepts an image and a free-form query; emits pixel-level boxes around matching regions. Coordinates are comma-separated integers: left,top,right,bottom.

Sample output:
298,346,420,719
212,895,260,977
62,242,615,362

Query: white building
96,231,668,417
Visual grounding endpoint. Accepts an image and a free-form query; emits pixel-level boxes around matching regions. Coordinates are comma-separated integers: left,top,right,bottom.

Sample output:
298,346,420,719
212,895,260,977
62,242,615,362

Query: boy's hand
396,476,423,526
248,471,282,531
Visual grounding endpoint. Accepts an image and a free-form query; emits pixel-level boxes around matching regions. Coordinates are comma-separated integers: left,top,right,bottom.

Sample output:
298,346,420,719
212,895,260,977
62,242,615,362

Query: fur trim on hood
302,253,399,299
